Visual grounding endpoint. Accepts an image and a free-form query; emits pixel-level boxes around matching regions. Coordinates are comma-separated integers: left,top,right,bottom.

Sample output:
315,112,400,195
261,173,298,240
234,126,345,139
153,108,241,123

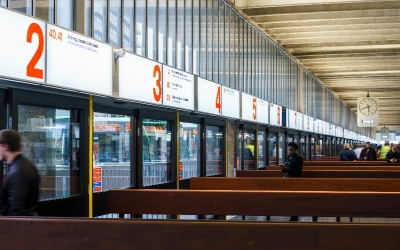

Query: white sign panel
0,8,46,83
197,77,221,115
163,65,194,110
119,52,163,104
221,86,240,119
288,110,303,130
47,24,112,95
323,122,329,135
257,99,269,124
331,124,336,136
241,92,257,122
303,115,313,132
269,104,282,127
315,119,322,134
357,97,379,127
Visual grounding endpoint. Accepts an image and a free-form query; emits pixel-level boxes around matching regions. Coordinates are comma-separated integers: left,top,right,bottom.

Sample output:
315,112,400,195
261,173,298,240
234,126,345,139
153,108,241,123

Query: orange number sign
215,86,221,114
153,65,162,102
252,98,257,120
27,23,44,79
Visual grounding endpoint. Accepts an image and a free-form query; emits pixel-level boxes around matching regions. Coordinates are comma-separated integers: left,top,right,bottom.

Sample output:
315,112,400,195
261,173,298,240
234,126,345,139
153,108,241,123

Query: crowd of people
339,141,400,162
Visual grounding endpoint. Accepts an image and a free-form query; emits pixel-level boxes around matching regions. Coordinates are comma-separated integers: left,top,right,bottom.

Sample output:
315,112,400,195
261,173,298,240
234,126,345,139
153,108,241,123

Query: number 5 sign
0,8,46,83
241,92,257,122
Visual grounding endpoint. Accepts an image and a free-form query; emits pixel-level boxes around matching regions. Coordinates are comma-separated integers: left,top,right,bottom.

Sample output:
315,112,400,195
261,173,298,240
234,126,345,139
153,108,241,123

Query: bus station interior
0,0,399,221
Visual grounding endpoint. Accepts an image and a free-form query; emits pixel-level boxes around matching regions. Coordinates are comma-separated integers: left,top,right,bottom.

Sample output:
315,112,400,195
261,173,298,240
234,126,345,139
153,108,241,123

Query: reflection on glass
311,137,316,159
56,0,73,30
9,0,33,15
142,119,173,186
279,133,284,164
148,0,157,60
244,129,255,170
317,139,323,159
258,131,266,168
269,133,278,166
206,126,223,176
236,128,242,170
109,0,121,47
167,0,176,66
135,0,146,56
158,0,167,63
123,0,134,52
300,136,306,159
35,0,55,23
179,122,200,180
86,0,92,36
18,105,79,201
94,0,107,42
93,113,131,191
0,0,6,7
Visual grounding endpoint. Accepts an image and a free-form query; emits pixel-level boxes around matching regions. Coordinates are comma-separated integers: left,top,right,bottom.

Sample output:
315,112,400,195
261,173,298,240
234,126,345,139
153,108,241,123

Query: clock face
359,98,378,116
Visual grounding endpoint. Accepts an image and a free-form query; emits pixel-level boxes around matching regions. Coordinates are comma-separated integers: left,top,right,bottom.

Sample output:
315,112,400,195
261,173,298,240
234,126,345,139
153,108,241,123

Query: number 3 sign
0,8,46,82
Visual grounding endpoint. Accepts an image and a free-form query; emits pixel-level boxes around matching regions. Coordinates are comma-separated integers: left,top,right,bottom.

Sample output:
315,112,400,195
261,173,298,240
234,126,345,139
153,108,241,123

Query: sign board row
0,7,361,138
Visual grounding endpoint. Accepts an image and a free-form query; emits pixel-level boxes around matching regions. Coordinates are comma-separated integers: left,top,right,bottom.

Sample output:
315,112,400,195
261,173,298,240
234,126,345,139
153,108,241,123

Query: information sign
197,77,221,115
221,86,240,119
119,52,163,104
163,65,194,110
256,99,269,124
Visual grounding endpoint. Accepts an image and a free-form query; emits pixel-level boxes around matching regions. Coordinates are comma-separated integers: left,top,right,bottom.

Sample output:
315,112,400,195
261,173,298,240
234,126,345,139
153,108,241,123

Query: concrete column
227,121,236,177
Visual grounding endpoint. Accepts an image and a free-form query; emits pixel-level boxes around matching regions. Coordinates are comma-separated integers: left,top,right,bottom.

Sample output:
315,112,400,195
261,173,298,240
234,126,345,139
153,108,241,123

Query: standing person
385,145,400,163
0,129,40,216
359,142,377,161
379,141,391,159
280,142,303,222
339,143,357,161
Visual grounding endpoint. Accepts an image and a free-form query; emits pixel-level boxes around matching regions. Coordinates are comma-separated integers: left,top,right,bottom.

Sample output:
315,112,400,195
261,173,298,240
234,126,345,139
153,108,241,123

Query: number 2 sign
0,8,45,82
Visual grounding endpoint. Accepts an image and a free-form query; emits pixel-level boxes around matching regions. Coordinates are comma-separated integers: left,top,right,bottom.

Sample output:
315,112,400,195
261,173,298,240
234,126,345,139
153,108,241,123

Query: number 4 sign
0,8,46,82
197,77,222,116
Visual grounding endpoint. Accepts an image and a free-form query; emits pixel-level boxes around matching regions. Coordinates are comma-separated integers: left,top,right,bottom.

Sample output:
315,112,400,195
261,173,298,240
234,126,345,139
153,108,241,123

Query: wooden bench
190,177,400,192
266,166,400,171
1,217,400,249
237,170,400,178
304,161,391,166
107,189,400,218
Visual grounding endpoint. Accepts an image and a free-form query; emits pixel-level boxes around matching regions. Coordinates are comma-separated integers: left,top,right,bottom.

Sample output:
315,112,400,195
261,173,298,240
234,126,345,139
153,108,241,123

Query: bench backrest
236,170,400,178
190,177,400,192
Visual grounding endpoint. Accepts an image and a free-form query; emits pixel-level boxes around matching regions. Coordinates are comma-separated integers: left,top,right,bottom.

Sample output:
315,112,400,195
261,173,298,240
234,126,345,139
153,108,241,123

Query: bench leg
266,216,270,221
336,217,340,222
213,215,225,220
242,216,246,220
350,217,353,222
312,216,317,222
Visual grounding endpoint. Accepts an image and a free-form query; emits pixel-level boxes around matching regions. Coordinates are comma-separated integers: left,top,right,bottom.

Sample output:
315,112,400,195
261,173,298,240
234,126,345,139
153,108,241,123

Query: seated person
339,143,357,161
385,145,400,163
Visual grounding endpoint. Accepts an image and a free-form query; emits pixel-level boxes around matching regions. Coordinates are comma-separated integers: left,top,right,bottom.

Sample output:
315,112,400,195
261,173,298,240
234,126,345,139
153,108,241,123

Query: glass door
179,121,201,180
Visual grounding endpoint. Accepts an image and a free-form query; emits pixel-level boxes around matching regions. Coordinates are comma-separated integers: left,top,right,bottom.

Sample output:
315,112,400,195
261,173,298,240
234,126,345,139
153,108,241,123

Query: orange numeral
153,65,162,102
252,98,257,120
215,86,221,114
27,23,44,79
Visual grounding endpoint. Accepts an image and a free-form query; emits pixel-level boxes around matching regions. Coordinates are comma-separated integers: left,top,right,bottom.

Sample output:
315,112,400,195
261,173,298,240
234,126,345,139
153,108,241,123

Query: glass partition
311,137,316,160
236,127,242,170
179,122,200,180
206,125,223,176
258,130,266,168
18,105,79,200
269,132,277,166
9,0,33,15
93,113,131,191
243,129,255,170
56,0,73,30
142,118,173,186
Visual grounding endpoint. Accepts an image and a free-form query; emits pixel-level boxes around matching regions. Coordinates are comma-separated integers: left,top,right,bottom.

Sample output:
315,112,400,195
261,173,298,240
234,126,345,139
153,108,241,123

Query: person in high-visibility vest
379,141,391,159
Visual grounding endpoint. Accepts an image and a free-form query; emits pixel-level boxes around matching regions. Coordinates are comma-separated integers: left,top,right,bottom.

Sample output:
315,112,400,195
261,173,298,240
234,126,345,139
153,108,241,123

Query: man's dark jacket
0,154,40,216
284,154,303,177
339,148,357,161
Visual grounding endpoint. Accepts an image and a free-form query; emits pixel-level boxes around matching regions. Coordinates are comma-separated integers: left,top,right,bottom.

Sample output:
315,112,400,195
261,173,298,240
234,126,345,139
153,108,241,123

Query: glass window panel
18,105,79,200
142,119,173,186
269,133,277,166
86,0,92,36
56,0,73,30
224,6,229,86
244,129,255,170
176,0,184,70
179,122,201,180
192,0,199,75
185,0,192,73
279,132,285,164
109,0,121,47
93,113,132,191
135,0,146,56
9,0,32,15
147,1,157,60
94,0,107,42
212,1,220,83
206,125,223,176
206,0,212,80
236,128,242,170
123,0,134,52
168,0,176,67
0,0,6,7
158,0,167,63
229,12,235,88
35,0,55,23
199,0,207,78
258,130,266,168
311,137,316,160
